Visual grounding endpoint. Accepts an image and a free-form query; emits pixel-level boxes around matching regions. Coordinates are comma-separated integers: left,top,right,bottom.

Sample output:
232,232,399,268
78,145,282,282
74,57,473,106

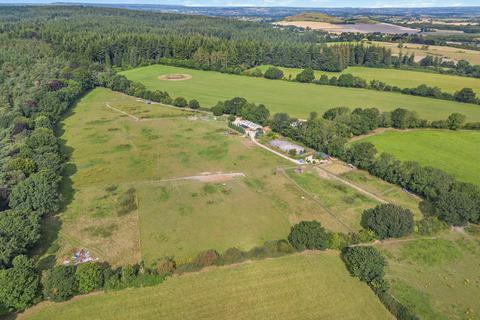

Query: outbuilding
269,139,306,155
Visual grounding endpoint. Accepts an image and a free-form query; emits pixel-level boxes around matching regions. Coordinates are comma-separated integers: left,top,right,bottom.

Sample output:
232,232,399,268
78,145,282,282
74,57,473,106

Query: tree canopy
361,204,414,239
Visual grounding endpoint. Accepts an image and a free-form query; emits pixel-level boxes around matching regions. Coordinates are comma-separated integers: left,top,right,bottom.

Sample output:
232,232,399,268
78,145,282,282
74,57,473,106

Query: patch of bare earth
158,73,192,81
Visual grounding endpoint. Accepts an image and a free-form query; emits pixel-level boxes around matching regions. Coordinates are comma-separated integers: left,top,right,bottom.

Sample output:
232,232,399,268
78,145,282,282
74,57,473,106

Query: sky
0,0,479,7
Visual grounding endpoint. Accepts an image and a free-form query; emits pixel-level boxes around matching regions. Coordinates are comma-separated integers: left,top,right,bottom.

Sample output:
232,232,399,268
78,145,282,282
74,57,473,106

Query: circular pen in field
158,73,192,81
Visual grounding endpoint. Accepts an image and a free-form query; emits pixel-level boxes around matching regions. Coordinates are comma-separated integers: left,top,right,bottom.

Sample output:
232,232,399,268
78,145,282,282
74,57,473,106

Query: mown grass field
19,252,393,320
377,229,480,319
254,64,480,95
358,129,480,186
119,64,480,121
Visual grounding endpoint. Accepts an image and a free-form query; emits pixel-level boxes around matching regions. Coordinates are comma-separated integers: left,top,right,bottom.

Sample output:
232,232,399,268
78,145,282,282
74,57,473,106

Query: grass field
55,88,294,265
358,129,480,186
285,167,380,231
338,170,423,218
254,65,480,95
19,252,393,320
377,229,480,319
119,64,480,122
57,87,408,267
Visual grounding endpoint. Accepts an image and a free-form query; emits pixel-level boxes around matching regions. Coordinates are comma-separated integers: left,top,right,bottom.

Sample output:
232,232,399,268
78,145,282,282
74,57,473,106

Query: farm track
106,103,140,121
349,236,438,247
105,102,207,122
318,167,388,204
85,172,246,189
249,134,302,164
136,172,246,184
250,135,388,204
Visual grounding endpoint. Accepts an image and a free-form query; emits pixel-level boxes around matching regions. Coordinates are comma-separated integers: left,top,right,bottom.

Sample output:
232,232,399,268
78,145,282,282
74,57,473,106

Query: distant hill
284,12,377,25
284,12,344,24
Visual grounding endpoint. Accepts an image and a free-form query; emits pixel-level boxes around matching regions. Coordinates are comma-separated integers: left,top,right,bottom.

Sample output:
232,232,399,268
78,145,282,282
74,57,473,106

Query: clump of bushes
342,246,386,283
43,265,78,302
361,204,414,239
193,249,220,267
75,262,105,294
295,68,315,83
173,97,188,107
220,247,245,265
156,257,176,276
264,67,284,80
188,99,200,109
287,221,330,250
414,217,448,235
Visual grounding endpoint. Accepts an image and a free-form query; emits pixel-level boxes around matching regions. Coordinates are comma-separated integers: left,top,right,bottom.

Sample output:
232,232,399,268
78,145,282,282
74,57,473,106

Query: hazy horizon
1,0,480,8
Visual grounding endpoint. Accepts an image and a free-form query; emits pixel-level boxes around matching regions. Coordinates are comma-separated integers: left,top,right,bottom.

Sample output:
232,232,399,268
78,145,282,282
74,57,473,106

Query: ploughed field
357,129,480,186
120,64,480,122
254,65,480,95
19,252,393,320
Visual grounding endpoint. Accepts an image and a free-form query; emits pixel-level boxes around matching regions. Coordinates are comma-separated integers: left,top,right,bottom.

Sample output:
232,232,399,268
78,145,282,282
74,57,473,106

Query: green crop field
377,229,480,319
253,65,480,95
119,65,480,122
19,252,393,320
358,129,480,186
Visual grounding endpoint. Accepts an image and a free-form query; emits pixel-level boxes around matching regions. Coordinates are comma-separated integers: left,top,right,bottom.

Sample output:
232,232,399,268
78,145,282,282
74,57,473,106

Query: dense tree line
0,34,95,314
211,97,270,125
345,143,480,226
268,106,479,226
1,6,394,73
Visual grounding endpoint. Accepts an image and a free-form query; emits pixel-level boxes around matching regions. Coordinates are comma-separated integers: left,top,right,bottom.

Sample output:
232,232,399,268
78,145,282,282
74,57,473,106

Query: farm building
316,152,331,160
233,118,264,132
270,139,306,154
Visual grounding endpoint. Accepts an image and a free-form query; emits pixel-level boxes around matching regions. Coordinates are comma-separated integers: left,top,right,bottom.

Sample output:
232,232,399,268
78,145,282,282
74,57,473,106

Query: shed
269,139,306,155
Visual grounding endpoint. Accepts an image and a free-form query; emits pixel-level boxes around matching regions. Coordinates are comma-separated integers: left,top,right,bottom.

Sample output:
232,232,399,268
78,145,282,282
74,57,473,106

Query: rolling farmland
120,64,480,121
254,64,480,95
19,252,394,320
